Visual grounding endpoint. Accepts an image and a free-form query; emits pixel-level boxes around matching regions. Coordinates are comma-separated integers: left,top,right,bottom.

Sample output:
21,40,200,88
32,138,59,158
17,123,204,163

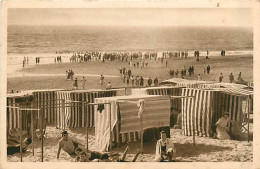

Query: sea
6,25,253,75
8,25,253,54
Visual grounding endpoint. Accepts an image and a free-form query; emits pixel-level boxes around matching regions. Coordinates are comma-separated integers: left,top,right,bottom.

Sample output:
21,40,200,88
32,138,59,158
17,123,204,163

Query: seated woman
153,131,176,162
216,112,232,140
7,137,32,155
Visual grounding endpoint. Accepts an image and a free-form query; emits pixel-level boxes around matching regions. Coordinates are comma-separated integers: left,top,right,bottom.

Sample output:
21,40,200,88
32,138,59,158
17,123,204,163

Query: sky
8,8,253,27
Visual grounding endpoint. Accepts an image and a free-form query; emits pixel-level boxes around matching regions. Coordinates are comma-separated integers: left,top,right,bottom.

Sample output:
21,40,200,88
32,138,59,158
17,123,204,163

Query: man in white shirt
153,131,176,162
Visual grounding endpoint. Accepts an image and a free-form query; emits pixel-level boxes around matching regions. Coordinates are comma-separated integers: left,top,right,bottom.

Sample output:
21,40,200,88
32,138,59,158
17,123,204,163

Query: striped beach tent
32,89,64,124
131,86,183,111
94,95,171,151
6,93,34,132
181,88,251,137
55,89,120,129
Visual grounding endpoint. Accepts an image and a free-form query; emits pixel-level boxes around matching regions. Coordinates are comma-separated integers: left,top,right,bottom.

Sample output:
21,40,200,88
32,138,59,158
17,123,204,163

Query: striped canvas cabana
181,88,252,137
160,78,214,88
94,95,171,151
7,92,34,132
56,89,122,129
131,86,183,112
32,89,64,124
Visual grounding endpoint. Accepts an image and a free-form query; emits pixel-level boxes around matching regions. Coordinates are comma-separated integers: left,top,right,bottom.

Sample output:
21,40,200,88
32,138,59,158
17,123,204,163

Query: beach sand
7,54,253,92
6,53,253,162
7,125,253,162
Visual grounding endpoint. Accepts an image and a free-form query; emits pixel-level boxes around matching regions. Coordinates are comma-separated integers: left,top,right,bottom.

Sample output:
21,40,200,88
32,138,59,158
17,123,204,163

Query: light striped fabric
131,86,183,112
213,88,253,96
7,93,34,131
215,83,248,89
197,83,222,89
131,88,148,95
181,88,245,137
145,87,183,112
119,99,170,132
94,95,170,151
56,91,72,129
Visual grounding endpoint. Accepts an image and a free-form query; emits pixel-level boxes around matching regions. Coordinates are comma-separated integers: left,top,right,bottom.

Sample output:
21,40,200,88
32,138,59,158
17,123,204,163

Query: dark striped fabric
33,90,63,124
6,93,34,131
56,90,117,128
181,88,246,137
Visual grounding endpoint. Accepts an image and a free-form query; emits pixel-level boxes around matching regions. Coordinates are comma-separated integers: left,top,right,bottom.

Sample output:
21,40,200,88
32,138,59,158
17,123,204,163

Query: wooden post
62,99,65,131
40,109,44,162
109,102,112,154
192,97,196,146
116,102,120,149
140,114,143,153
19,108,23,162
248,97,250,142
86,102,89,152
31,110,34,155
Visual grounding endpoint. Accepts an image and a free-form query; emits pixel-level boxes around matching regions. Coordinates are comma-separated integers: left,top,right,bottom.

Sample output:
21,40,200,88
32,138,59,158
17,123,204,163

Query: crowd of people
119,67,159,87
35,57,40,64
54,56,62,63
66,70,75,81
169,66,195,79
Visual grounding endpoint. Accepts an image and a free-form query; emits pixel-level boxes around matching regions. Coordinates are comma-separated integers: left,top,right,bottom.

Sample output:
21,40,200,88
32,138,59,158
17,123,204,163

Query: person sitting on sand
79,151,91,162
92,146,141,162
7,137,32,155
153,131,176,162
75,147,83,162
215,112,232,140
57,131,85,159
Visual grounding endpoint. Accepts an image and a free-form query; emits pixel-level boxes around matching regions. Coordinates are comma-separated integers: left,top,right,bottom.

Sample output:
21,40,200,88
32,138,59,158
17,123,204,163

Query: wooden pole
86,102,89,152
19,108,23,162
31,110,34,155
40,109,44,162
192,97,196,146
109,102,112,154
140,114,143,153
248,97,250,142
62,99,65,131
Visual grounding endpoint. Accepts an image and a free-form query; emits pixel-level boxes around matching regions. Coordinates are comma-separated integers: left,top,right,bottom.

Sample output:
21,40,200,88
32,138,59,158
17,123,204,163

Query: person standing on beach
198,74,202,81
73,78,78,90
206,65,210,74
131,76,135,87
147,77,152,87
219,73,224,83
229,73,234,83
82,77,86,89
100,75,104,87
154,77,159,86
106,82,112,89
70,70,74,80
140,76,144,87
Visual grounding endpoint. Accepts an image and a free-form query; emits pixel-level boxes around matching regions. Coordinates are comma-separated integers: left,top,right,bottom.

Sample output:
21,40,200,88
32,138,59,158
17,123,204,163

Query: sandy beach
6,53,253,162
7,125,253,162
